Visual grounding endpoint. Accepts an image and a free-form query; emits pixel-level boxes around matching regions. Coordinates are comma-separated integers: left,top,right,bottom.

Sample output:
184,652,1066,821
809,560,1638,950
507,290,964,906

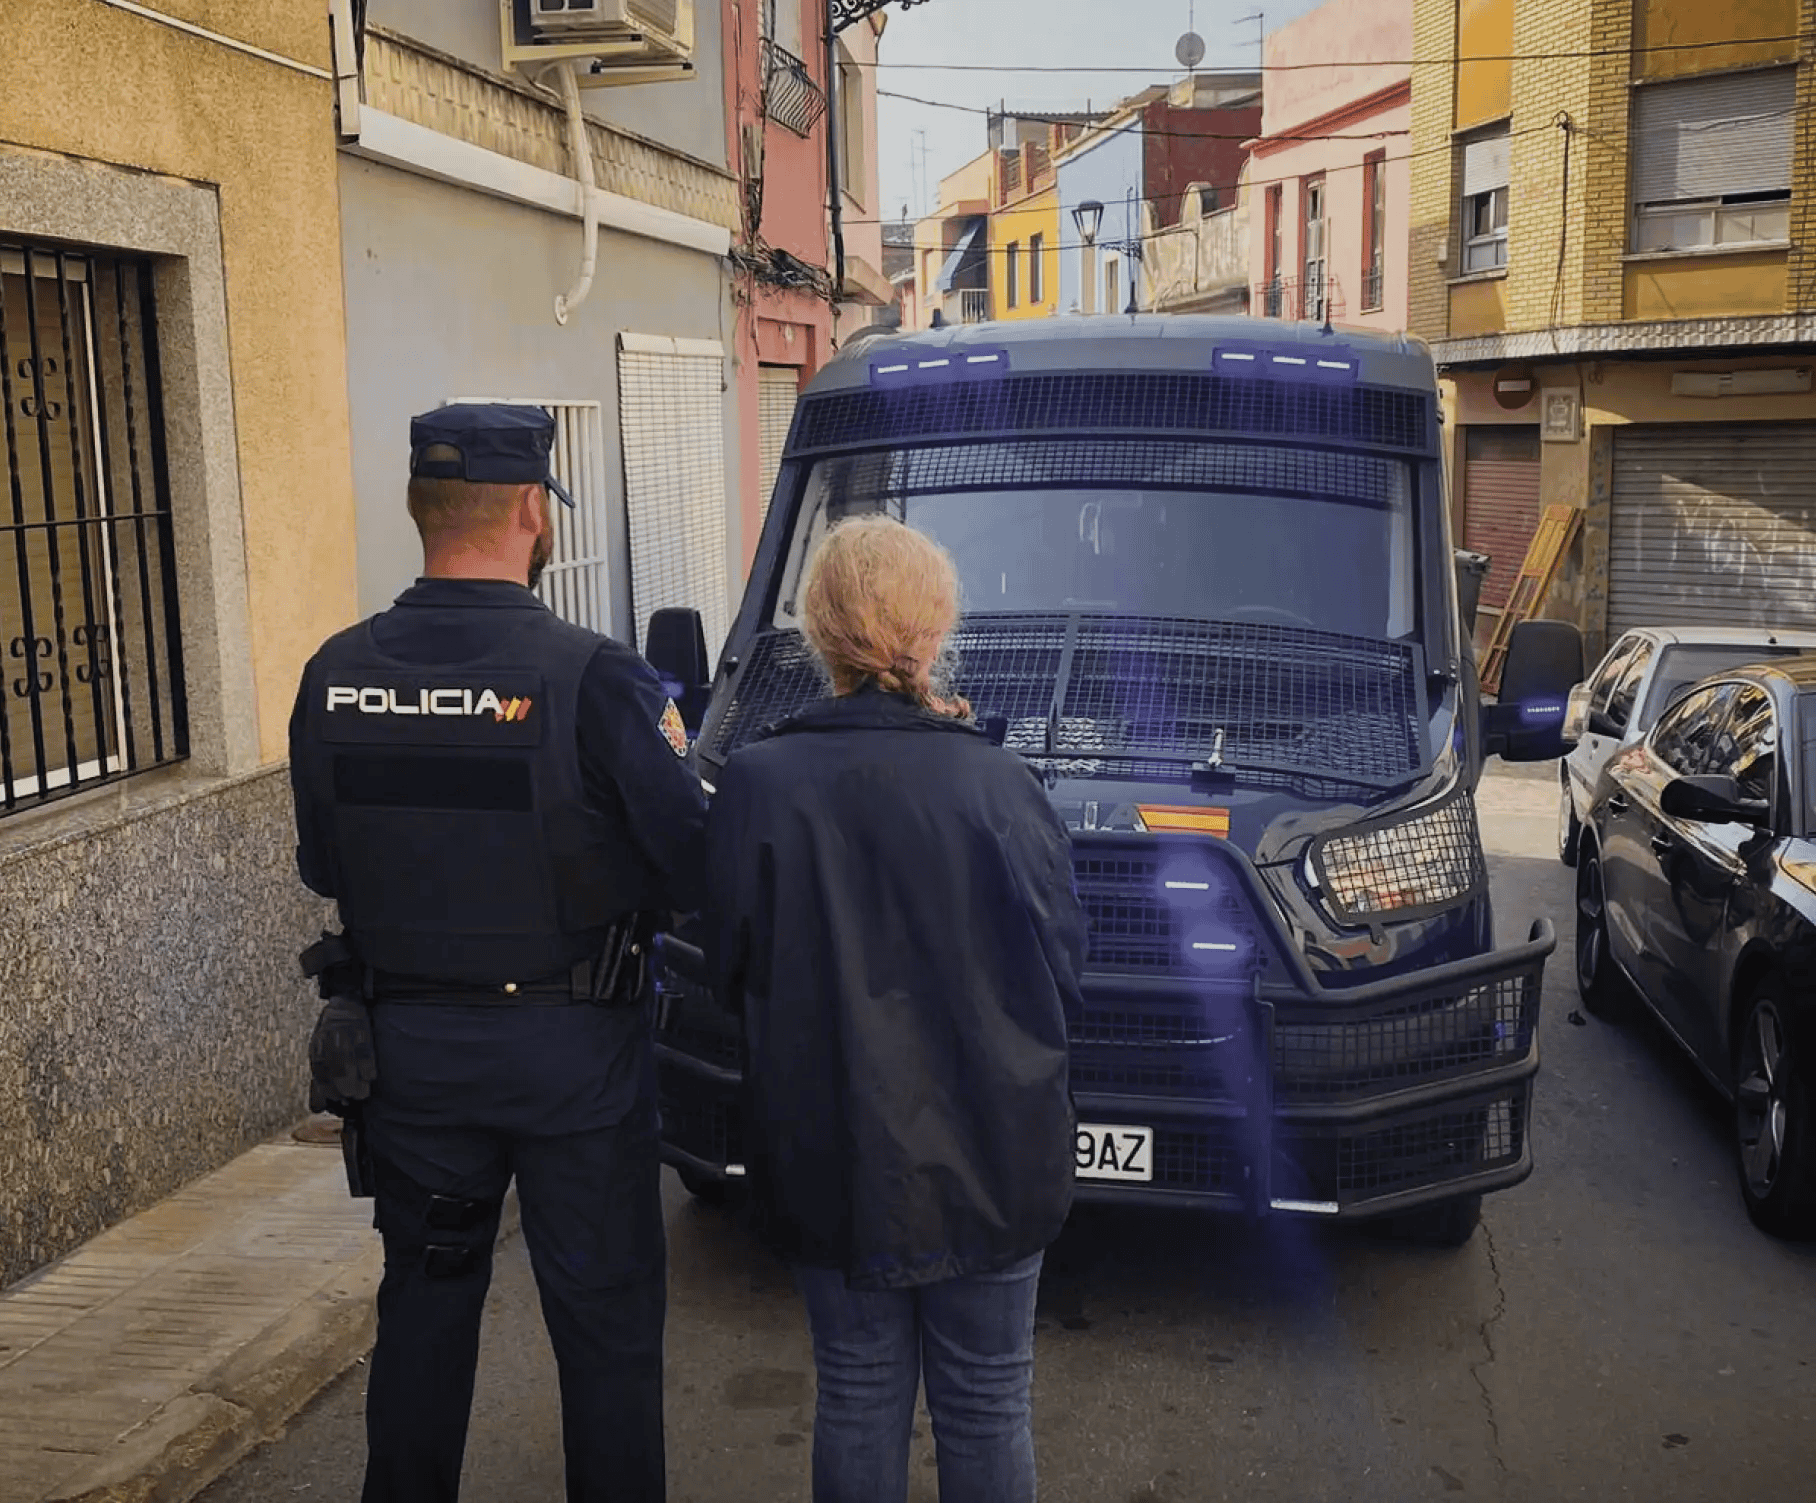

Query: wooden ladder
1479,503,1583,695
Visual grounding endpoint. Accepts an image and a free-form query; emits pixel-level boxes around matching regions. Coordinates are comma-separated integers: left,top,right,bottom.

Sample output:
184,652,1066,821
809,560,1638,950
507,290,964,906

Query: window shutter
1461,130,1510,198
617,334,731,659
1630,68,1796,204
756,365,798,527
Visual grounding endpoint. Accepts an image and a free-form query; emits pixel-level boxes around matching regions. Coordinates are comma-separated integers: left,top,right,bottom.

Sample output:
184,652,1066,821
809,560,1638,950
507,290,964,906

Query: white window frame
448,397,612,633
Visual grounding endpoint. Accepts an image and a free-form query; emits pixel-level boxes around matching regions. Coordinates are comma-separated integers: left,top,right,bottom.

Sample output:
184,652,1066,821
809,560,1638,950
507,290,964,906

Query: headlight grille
1311,789,1487,925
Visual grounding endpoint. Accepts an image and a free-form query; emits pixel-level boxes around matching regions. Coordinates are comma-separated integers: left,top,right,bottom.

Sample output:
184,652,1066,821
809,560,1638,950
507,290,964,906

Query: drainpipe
554,59,599,326
824,16,847,305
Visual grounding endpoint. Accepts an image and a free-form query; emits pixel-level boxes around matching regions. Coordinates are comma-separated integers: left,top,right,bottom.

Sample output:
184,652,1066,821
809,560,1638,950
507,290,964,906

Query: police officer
288,404,704,1503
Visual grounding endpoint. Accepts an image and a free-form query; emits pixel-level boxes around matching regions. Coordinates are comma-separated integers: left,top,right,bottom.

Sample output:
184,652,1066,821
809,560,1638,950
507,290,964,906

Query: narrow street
203,765,1816,1502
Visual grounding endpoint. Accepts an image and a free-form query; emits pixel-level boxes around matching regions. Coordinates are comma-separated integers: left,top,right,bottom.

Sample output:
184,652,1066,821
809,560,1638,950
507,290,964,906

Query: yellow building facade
0,1,356,1283
989,183,1062,322
1410,0,1816,654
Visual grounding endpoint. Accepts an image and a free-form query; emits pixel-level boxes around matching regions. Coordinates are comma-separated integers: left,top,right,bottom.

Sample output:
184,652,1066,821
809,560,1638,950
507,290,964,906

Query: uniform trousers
361,1076,666,1503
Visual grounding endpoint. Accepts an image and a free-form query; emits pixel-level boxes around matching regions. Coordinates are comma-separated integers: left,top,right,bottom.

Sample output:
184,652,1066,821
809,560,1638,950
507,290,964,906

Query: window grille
0,237,186,812
451,398,611,633
617,334,731,659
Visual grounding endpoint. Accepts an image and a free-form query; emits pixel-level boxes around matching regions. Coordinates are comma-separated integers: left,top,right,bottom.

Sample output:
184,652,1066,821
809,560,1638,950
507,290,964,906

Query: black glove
308,993,378,1114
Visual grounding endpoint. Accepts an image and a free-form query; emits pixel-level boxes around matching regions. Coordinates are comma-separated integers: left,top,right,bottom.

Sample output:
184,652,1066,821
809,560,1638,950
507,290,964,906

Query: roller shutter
1462,426,1542,611
757,365,798,526
1630,68,1796,205
617,333,731,658
1608,423,1816,635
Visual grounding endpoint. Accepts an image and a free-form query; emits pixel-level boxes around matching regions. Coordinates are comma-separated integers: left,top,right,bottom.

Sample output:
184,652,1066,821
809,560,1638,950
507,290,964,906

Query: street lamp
1072,200,1104,315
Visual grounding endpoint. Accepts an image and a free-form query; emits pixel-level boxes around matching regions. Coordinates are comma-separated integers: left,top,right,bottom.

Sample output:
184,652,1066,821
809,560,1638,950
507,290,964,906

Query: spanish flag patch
659,698,689,756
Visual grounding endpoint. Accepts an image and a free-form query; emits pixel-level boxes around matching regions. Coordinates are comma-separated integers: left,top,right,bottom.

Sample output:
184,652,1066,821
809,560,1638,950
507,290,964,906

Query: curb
38,1163,520,1503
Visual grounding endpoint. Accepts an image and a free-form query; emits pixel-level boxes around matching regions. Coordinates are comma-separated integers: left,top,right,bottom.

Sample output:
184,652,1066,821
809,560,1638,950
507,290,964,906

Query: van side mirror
1483,619,1585,762
1660,774,1769,828
644,607,711,732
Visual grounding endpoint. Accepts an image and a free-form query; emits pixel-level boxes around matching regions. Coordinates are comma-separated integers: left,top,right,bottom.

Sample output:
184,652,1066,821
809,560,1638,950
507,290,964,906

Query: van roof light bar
1213,341,1359,384
869,347,1011,387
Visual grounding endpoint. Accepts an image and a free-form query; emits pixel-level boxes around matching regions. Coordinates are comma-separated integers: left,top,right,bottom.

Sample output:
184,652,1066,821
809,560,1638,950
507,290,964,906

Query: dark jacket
705,688,1086,1290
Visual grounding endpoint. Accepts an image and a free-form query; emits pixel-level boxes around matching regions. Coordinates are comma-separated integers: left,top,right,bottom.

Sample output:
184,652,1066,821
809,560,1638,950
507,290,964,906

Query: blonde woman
705,516,1086,1503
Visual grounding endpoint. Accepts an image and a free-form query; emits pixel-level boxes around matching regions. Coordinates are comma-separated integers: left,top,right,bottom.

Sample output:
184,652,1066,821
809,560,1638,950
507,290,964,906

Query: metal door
1462,426,1542,613
1609,423,1816,635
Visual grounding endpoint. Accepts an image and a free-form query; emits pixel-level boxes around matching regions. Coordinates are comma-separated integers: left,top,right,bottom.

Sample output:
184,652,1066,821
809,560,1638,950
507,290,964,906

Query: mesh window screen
617,336,730,657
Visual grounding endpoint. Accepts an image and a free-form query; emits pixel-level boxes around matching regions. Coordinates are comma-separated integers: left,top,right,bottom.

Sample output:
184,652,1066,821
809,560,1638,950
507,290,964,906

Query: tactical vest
295,610,623,986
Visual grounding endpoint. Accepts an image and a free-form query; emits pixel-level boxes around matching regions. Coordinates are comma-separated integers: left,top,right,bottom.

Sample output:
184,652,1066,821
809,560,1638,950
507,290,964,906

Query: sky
870,0,1328,226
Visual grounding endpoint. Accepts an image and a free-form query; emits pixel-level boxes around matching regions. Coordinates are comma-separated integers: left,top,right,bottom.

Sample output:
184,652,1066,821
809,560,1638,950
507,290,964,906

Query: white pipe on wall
553,61,600,327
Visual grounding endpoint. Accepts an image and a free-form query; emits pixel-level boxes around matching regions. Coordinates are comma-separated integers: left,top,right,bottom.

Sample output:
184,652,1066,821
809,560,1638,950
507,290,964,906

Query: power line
861,32,1812,73
844,100,1797,235
880,85,1405,142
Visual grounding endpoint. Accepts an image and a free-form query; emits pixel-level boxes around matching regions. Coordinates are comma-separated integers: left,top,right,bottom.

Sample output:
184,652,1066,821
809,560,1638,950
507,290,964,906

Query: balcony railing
763,39,826,138
960,288,989,323
1254,274,1345,323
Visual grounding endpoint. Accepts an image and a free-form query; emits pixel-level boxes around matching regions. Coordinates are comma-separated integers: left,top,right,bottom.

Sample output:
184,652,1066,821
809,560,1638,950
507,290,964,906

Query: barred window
0,238,186,811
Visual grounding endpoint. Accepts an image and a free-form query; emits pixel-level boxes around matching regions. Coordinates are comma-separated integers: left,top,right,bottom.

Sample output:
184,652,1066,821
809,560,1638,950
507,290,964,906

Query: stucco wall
339,157,740,638
1,0,358,767
1264,0,1414,136
1057,128,1146,315
989,188,1061,320
372,0,729,171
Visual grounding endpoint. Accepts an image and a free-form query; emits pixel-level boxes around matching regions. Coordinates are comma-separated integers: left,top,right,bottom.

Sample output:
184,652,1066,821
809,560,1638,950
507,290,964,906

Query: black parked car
1574,659,1816,1237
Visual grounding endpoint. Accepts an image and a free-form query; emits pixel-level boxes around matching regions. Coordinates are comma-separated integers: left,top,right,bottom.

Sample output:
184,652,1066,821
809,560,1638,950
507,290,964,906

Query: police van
647,316,1579,1246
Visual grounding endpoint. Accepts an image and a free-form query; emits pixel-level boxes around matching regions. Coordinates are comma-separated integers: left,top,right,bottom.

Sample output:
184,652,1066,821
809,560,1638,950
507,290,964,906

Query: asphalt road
203,765,1816,1502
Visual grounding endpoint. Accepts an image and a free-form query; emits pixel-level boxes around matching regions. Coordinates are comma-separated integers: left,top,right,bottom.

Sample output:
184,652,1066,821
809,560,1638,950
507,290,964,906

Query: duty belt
368,957,604,1005
366,913,651,1007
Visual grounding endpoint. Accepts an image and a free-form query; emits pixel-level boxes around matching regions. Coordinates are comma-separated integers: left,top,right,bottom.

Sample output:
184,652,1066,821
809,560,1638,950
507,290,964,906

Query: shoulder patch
660,698,689,756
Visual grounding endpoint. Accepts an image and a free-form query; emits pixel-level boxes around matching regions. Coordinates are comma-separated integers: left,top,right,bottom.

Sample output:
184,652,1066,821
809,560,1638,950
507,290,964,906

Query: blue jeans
793,1254,1044,1503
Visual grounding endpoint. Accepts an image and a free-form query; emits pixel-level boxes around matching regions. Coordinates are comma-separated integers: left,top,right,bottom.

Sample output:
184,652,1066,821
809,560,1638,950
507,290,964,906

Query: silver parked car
1558,626,1816,865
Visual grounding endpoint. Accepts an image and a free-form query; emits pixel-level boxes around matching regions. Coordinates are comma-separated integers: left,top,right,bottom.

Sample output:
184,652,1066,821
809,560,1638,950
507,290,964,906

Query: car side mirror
1483,619,1586,762
1561,682,1590,747
644,607,711,732
1660,774,1769,828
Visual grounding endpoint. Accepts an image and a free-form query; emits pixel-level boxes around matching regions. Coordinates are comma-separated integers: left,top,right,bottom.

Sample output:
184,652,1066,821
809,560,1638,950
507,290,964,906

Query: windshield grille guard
704,616,1429,788
791,372,1434,456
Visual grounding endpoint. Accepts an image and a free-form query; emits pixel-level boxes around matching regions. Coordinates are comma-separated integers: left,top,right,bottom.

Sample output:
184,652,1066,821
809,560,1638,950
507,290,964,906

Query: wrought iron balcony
1253,274,1345,323
763,39,825,138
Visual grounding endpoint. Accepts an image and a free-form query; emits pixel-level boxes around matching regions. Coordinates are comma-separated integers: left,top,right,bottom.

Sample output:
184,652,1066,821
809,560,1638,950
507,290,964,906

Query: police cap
408,403,575,508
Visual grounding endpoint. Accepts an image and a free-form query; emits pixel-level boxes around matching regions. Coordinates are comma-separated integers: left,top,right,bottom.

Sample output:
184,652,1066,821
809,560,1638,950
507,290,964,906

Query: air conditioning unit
529,0,681,38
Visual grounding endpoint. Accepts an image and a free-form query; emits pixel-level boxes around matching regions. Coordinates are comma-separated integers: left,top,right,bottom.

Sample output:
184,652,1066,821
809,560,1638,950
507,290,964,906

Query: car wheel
1557,772,1581,868
1734,984,1816,1240
1574,846,1628,1020
1370,1194,1482,1248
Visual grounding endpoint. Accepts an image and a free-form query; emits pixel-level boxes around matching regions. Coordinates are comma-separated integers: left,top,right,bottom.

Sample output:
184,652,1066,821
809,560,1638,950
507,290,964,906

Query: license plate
1075,1122,1154,1182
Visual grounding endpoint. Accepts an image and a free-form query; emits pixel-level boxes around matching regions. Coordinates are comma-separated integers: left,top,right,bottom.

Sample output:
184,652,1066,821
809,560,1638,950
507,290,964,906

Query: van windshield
776,438,1418,641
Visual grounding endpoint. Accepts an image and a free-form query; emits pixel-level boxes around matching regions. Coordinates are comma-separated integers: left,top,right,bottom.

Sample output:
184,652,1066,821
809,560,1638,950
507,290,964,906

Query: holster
340,1103,376,1199
590,912,656,1007
300,930,369,1001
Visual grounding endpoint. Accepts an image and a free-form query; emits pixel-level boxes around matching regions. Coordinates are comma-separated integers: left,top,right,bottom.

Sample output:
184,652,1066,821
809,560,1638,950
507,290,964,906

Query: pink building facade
724,1,888,574
1246,0,1412,331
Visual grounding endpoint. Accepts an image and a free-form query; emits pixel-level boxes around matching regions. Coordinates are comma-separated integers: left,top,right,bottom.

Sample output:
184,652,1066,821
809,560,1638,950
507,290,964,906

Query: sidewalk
0,1127,381,1503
